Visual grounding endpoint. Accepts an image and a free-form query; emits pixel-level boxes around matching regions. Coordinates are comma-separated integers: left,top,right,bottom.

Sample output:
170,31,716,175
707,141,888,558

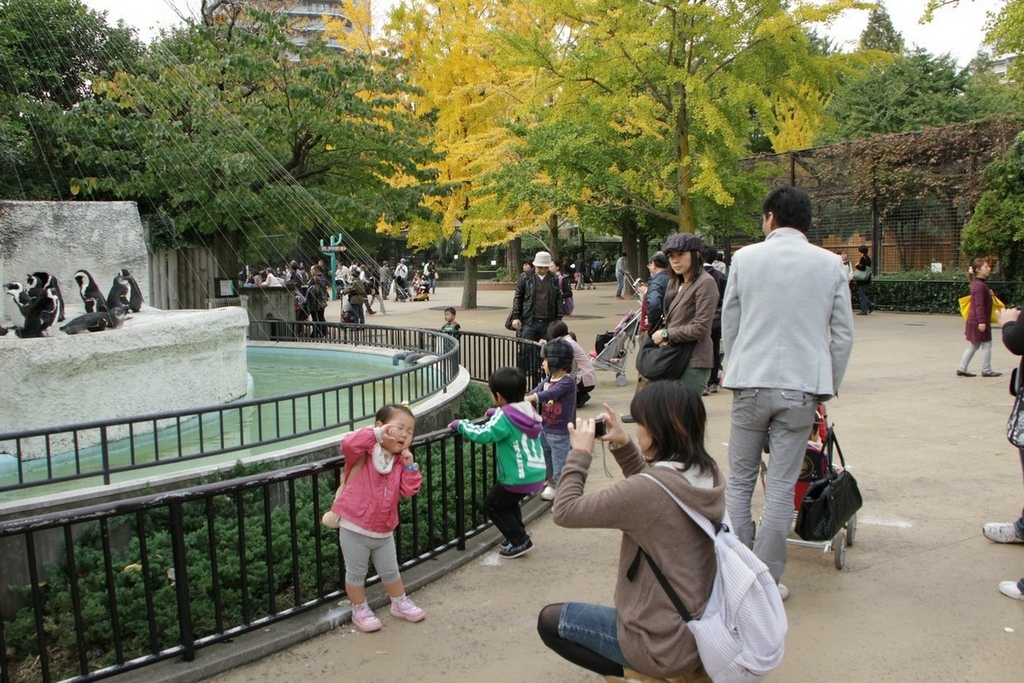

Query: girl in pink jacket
330,404,424,632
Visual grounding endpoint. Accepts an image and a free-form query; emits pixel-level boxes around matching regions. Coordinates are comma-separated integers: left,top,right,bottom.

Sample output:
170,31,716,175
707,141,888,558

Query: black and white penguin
4,281,33,319
27,272,66,322
17,288,58,338
106,274,131,310
106,305,127,329
60,310,111,334
118,268,144,312
74,270,108,314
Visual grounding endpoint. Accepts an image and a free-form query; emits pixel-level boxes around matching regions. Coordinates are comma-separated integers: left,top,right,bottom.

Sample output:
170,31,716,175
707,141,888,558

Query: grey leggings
339,527,401,586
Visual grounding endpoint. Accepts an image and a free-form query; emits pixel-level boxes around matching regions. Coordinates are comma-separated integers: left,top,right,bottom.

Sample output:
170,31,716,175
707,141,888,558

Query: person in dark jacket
853,244,875,315
509,251,565,384
702,245,727,394
989,305,1024,600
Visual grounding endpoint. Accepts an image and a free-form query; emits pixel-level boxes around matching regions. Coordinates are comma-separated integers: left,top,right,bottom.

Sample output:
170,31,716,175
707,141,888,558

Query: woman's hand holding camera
568,403,631,452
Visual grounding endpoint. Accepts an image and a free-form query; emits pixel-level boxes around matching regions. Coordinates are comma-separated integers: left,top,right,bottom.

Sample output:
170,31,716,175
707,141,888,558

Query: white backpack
638,474,787,682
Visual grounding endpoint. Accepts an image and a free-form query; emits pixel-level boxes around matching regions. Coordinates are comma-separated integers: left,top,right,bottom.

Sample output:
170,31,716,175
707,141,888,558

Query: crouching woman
536,382,724,680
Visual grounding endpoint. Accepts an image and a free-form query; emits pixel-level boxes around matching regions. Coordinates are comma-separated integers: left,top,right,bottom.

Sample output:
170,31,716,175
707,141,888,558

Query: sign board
930,263,943,273
322,245,347,253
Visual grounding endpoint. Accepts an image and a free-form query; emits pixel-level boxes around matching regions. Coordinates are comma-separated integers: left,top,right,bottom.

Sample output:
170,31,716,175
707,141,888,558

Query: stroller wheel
845,513,857,547
616,373,627,387
833,530,847,570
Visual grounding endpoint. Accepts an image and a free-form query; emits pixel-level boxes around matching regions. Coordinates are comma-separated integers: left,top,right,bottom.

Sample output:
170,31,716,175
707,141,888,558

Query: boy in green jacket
450,366,547,558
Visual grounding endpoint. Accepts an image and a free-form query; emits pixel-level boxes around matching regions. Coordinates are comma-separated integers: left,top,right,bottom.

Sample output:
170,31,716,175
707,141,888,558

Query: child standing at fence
440,306,461,340
327,404,425,632
450,367,546,558
527,339,577,501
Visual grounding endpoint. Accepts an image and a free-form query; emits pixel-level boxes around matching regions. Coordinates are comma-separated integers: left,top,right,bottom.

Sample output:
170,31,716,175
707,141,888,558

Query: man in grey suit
721,186,855,598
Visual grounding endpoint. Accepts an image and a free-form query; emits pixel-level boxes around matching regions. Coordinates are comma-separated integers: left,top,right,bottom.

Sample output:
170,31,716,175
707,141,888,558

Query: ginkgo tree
500,0,871,235
383,0,561,307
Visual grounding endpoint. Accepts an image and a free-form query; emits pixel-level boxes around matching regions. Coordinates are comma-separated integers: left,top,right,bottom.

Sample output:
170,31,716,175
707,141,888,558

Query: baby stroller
759,406,859,569
590,308,642,386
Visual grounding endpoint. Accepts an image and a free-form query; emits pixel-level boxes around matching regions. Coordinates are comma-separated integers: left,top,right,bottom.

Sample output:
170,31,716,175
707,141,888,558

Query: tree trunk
675,83,696,233
547,213,560,264
622,217,638,283
506,236,522,279
461,255,478,309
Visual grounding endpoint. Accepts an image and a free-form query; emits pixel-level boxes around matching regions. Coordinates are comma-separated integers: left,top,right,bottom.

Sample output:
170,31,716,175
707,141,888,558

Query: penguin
5,281,33,319
27,272,66,322
74,270,108,314
118,268,144,312
0,325,7,336
106,274,131,310
17,288,58,338
60,310,112,334
106,305,127,329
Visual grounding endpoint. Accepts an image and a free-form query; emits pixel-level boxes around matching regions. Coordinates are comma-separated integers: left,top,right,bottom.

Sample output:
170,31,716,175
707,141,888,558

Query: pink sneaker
390,595,426,622
351,602,382,632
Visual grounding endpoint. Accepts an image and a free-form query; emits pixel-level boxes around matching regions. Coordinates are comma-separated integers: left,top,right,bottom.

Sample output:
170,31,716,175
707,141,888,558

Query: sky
81,0,997,67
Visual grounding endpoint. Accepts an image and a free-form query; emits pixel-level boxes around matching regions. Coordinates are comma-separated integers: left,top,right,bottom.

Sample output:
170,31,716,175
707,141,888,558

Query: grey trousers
725,388,817,582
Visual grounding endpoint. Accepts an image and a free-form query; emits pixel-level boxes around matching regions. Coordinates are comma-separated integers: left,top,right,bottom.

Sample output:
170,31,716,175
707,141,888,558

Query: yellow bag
959,293,1004,324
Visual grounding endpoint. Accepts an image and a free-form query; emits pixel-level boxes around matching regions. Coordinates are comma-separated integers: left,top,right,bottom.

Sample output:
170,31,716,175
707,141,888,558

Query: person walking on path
853,244,875,315
957,257,1002,378
721,185,854,597
509,250,564,383
614,253,628,299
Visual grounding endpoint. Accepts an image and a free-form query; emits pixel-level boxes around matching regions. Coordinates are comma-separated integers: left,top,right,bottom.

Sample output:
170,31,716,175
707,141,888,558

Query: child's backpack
635,473,787,683
559,275,575,315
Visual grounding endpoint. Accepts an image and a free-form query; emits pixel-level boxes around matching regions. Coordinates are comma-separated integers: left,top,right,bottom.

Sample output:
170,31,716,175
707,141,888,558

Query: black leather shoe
982,371,1003,377
621,414,636,424
957,370,977,377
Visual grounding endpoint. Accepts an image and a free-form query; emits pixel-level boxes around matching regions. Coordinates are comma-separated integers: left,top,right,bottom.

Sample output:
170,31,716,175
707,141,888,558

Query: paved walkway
164,283,1024,682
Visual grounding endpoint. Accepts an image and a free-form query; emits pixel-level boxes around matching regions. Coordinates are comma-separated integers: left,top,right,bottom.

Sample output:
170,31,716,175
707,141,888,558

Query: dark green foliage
865,272,1024,314
961,135,1024,279
858,5,905,55
455,382,495,421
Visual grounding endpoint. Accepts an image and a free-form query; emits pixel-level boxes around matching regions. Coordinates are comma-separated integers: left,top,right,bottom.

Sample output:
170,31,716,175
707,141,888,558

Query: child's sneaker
351,602,382,632
499,537,534,559
390,595,426,622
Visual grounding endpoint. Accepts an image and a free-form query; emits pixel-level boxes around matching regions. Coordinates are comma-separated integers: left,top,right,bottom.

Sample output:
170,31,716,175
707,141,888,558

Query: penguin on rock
74,270,108,314
26,271,66,322
118,268,144,312
60,305,126,334
4,281,33,319
18,288,58,338
106,273,131,310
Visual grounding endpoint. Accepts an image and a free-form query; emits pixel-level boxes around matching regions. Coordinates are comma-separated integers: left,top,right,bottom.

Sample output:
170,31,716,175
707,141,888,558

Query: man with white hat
509,251,565,383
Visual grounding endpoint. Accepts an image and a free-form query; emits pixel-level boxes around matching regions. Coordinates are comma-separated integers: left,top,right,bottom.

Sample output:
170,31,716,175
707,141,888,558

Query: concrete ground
205,281,1024,682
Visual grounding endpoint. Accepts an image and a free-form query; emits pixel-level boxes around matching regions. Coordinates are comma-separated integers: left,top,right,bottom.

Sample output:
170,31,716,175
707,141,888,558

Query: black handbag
794,428,862,542
634,334,696,380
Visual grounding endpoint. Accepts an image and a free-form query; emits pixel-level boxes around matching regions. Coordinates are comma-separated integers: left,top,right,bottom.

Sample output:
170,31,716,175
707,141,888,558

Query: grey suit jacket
721,228,854,398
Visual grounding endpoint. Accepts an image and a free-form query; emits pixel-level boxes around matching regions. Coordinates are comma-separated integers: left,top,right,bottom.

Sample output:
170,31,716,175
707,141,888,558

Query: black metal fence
0,323,546,682
0,427,499,683
0,323,461,495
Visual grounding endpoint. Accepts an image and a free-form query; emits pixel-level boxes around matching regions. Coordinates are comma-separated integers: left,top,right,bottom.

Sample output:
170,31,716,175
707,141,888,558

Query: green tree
859,4,905,54
0,0,142,199
499,0,867,234
819,50,969,144
961,134,1024,279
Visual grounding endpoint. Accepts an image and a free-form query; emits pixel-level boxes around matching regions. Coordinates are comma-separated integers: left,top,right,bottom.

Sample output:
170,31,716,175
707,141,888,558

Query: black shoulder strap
627,547,694,622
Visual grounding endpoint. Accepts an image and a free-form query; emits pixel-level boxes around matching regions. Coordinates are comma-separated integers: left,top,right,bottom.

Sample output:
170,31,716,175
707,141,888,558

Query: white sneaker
983,522,1024,544
999,581,1024,601
540,485,556,501
777,584,789,602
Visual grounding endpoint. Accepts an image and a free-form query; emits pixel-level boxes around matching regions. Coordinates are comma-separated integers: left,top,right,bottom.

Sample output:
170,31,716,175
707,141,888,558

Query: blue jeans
615,273,625,298
558,603,634,670
542,431,571,483
725,388,817,582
